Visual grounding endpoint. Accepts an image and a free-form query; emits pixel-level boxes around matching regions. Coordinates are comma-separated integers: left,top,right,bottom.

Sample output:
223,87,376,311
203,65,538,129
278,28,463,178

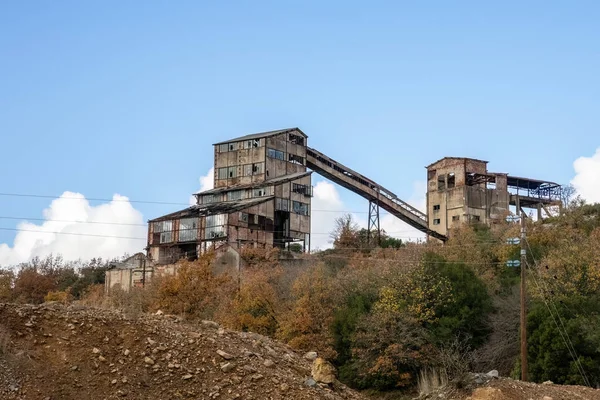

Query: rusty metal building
147,128,312,264
426,157,562,238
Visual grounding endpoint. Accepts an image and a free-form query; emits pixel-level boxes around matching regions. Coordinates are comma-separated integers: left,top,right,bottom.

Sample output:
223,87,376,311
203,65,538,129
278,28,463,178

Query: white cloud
309,179,427,250
0,192,146,267
572,147,600,203
310,180,348,250
190,168,215,205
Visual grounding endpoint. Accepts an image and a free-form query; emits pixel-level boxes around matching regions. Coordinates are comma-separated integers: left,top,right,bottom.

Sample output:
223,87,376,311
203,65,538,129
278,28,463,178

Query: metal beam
368,201,381,246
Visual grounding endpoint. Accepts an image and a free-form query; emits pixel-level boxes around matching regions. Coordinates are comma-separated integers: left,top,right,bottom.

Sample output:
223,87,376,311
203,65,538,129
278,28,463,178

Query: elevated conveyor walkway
306,147,447,242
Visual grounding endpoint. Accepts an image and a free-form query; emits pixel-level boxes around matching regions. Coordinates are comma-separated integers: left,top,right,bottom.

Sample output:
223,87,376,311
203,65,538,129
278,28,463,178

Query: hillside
0,303,363,400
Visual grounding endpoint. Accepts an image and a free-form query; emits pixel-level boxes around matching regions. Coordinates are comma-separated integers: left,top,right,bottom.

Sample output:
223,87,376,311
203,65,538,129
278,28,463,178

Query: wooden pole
520,211,528,381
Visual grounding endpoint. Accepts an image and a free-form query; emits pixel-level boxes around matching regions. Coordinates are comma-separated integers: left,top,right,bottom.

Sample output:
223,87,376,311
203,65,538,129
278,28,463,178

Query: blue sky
1,1,599,262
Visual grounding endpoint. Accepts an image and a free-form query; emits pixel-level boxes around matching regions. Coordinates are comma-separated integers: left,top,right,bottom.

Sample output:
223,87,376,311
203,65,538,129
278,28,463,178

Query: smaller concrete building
105,253,153,292
426,157,561,237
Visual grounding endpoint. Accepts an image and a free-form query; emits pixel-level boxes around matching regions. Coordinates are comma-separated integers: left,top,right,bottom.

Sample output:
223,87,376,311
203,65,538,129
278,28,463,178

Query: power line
0,225,503,244
0,192,407,214
0,227,145,241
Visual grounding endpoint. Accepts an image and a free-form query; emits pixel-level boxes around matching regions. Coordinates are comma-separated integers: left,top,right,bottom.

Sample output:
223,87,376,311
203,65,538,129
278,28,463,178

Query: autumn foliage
2,202,600,392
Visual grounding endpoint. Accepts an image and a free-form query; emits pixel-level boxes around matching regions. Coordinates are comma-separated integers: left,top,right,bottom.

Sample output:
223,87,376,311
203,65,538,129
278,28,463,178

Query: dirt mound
0,303,365,400
420,374,600,400
469,378,600,400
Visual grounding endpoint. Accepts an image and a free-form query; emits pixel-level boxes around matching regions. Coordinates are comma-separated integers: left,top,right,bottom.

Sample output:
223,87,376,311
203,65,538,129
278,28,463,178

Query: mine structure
146,128,562,264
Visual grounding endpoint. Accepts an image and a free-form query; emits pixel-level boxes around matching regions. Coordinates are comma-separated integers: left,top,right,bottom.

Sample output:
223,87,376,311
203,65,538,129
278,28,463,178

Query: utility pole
141,256,146,288
520,211,528,381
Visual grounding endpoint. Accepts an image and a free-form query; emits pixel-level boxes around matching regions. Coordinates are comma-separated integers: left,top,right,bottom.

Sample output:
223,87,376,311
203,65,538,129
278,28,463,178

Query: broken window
228,167,237,178
447,173,455,189
292,183,313,197
239,212,249,223
253,188,266,197
267,148,285,160
243,139,261,149
218,144,229,153
288,153,305,165
179,218,198,242
428,169,436,180
289,133,305,146
228,142,237,151
452,215,460,222
438,175,446,190
433,204,441,211
472,215,481,222
252,162,264,174
292,201,309,216
433,219,441,225
205,214,226,239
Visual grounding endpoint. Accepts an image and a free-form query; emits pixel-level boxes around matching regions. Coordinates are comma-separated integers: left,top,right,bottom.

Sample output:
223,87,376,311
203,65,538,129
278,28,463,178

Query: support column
367,200,381,246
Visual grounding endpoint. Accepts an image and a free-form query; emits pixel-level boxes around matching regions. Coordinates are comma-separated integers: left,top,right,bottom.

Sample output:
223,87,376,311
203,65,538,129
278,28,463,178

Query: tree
331,214,360,250
152,252,233,319
526,296,600,386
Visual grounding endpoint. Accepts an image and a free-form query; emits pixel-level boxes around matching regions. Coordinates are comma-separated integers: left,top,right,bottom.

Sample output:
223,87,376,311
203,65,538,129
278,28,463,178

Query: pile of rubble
0,303,364,400
417,370,600,400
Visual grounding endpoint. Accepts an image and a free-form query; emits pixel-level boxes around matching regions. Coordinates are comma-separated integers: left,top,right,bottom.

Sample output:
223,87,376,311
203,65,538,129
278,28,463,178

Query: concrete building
426,157,562,238
147,128,312,264
105,253,153,292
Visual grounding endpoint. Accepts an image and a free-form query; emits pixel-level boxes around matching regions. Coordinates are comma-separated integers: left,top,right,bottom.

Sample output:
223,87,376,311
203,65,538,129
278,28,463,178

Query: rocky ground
0,303,364,400
1,303,599,400
417,371,600,400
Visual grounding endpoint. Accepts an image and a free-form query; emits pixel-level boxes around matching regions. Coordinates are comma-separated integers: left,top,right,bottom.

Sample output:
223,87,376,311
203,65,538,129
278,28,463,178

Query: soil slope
0,303,364,400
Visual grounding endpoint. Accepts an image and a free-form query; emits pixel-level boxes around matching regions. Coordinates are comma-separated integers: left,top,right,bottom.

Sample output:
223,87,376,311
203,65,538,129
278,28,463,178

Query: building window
433,204,441,211
205,214,227,239
227,190,243,201
179,218,198,242
289,133,304,145
292,201,309,216
228,166,237,178
448,173,455,188
276,198,290,211
438,175,446,190
253,188,266,197
288,153,305,165
229,142,237,151
218,144,229,153
217,167,228,180
433,219,441,225
242,162,265,176
243,139,261,149
292,183,313,197
239,212,249,223
471,215,481,222
452,215,460,222
154,220,173,243
267,148,285,160
428,169,436,180
202,194,217,204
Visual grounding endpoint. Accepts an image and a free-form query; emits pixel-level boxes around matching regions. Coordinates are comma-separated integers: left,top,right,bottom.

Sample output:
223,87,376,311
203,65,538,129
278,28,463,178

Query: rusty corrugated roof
148,197,274,222
213,127,307,145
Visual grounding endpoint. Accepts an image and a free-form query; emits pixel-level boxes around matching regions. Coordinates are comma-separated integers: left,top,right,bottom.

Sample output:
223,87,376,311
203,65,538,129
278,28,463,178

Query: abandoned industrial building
147,128,312,264
426,157,561,238
146,127,562,264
